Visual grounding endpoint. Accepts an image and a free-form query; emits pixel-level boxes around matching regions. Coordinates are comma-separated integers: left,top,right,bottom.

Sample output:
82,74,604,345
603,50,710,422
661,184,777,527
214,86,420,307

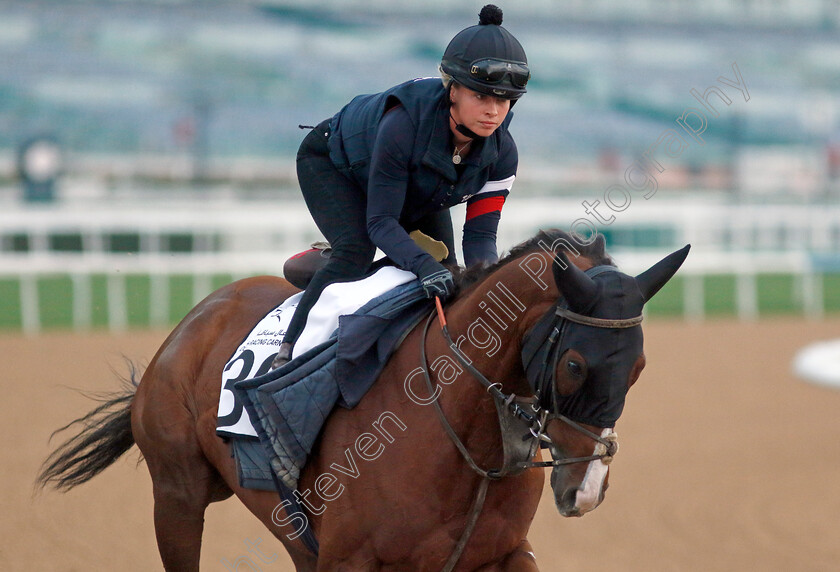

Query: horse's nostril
561,487,578,507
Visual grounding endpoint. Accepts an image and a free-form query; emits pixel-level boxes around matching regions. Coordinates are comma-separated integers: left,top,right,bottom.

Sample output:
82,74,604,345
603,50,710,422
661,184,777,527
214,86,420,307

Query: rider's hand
417,258,455,301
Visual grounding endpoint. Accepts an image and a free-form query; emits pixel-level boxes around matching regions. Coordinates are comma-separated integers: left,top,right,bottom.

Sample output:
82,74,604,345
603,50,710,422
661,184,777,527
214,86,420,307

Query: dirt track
2,317,839,571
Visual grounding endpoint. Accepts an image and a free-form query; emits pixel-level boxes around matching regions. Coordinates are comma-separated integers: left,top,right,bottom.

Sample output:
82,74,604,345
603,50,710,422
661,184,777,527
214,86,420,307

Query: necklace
452,141,470,165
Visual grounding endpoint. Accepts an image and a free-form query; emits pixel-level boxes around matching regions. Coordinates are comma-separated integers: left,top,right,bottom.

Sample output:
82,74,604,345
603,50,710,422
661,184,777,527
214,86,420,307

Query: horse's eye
557,351,587,396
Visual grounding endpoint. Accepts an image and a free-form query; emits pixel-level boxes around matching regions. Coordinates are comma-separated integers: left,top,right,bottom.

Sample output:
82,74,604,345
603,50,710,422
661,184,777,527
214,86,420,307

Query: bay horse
37,229,688,571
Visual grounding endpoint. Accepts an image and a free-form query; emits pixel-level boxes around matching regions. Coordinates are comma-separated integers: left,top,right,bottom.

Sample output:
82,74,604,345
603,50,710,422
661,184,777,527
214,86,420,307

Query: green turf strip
0,272,836,332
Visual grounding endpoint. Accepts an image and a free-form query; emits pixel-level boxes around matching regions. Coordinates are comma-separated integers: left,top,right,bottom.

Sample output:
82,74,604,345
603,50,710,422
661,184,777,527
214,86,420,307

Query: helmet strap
451,111,485,141
448,84,486,141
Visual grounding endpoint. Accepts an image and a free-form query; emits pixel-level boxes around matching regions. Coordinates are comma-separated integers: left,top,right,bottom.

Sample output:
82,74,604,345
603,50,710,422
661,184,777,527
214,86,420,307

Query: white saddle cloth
217,266,416,437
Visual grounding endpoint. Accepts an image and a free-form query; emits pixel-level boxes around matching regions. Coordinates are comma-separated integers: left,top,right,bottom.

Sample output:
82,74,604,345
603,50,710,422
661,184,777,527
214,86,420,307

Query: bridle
421,268,643,572
522,304,642,469
421,286,641,476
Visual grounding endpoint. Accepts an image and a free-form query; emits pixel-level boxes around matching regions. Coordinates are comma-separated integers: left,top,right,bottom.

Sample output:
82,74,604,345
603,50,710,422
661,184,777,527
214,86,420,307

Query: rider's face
449,84,511,140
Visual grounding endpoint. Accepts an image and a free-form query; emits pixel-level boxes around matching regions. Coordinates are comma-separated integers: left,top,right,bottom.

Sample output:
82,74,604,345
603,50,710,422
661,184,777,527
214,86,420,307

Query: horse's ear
635,245,691,302
553,250,599,312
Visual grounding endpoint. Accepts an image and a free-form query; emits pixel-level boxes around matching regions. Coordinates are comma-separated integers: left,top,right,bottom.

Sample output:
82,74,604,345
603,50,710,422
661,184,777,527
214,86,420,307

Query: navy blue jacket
328,78,517,274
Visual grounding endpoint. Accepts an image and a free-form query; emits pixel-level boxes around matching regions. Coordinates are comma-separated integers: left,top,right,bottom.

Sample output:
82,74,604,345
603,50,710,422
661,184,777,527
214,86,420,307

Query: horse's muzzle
550,452,611,517
552,468,610,517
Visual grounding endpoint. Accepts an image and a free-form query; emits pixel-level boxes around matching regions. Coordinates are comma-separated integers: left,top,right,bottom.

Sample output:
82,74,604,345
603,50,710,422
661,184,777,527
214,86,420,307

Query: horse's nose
561,486,578,506
556,486,583,517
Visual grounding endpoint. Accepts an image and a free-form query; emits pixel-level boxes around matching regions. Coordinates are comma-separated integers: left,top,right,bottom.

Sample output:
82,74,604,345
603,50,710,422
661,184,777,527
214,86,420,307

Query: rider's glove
417,258,456,301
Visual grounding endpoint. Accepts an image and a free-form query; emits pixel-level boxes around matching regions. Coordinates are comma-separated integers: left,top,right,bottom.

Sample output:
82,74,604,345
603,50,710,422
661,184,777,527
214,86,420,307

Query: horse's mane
456,228,614,291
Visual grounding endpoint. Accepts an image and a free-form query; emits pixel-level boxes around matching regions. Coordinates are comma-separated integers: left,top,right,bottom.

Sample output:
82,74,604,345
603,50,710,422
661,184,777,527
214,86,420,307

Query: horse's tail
36,363,141,492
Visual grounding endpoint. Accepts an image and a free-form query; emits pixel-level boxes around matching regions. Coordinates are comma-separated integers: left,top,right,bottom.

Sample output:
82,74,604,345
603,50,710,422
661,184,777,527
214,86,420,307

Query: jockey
273,4,529,368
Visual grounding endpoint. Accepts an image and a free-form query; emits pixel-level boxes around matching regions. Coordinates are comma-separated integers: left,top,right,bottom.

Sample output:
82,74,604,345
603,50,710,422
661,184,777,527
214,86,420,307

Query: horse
37,229,689,571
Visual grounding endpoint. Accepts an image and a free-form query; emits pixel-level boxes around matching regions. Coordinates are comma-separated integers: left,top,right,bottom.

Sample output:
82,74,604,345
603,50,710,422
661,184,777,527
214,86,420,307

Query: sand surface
2,317,839,571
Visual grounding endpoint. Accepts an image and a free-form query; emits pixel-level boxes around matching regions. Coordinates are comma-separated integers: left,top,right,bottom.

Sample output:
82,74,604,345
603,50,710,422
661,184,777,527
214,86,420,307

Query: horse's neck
446,253,559,397
418,255,555,471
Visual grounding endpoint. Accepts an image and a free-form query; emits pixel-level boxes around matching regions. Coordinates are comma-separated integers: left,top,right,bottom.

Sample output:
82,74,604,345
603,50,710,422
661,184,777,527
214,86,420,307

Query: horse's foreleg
476,540,540,572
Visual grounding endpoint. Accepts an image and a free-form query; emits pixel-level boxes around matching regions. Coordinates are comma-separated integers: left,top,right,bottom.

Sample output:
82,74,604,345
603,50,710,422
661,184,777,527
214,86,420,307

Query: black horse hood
553,269,645,428
524,244,689,428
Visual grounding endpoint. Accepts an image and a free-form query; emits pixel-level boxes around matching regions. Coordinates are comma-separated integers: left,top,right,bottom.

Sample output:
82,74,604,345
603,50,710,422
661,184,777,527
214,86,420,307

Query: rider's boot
271,341,294,370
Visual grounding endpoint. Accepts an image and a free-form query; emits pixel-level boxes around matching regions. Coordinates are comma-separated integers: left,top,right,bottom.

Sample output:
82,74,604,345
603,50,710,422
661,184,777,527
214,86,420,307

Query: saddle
282,242,332,289
283,231,449,289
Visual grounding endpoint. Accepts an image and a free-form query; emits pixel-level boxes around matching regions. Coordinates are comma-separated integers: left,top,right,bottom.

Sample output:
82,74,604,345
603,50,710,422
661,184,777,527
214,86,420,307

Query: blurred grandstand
2,0,839,196
1,0,840,331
